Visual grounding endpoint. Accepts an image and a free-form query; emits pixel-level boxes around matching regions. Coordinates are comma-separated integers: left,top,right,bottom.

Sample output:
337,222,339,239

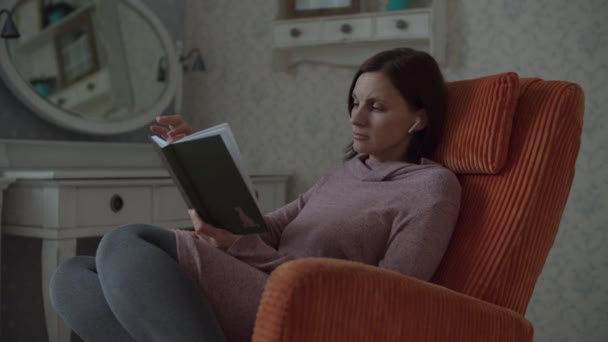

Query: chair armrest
253,258,533,342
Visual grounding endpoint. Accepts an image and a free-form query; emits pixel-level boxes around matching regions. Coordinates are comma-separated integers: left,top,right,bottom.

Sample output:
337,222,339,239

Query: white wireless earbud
408,117,421,134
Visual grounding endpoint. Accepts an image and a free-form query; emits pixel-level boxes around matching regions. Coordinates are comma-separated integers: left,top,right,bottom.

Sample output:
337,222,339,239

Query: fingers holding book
150,114,194,143
188,209,241,250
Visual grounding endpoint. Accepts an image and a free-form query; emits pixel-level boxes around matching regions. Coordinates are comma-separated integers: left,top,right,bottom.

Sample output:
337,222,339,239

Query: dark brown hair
344,48,447,163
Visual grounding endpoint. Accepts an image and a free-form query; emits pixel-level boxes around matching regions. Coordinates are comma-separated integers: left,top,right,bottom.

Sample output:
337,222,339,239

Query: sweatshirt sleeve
224,175,325,273
378,170,462,281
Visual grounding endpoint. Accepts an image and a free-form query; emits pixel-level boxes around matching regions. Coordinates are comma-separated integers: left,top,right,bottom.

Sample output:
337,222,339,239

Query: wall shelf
13,2,97,55
272,1,446,71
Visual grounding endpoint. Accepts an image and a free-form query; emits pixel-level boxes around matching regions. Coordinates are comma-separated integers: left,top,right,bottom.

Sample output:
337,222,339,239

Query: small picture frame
53,9,99,87
287,0,361,18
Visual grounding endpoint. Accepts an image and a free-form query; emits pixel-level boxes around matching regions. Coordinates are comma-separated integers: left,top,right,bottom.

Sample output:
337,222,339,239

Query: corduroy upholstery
252,76,584,342
434,72,520,174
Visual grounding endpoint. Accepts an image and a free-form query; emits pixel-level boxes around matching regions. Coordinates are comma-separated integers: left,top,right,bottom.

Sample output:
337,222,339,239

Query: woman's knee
96,224,176,269
97,224,152,260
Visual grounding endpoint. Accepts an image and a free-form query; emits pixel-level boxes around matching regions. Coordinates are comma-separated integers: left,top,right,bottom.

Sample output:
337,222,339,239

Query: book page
150,135,168,148
177,123,230,143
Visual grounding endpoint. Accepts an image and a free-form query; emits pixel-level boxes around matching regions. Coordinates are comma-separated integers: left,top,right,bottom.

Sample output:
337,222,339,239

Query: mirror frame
0,0,180,135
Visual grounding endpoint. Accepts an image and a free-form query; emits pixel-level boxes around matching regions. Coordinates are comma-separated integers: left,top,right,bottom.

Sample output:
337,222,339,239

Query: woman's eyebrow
368,96,384,102
352,94,385,103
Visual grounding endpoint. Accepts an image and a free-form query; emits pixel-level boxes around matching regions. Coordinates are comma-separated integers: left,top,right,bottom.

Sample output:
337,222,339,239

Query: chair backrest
431,76,584,315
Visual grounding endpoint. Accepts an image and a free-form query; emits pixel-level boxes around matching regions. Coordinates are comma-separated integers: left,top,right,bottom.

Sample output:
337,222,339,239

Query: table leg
42,239,77,342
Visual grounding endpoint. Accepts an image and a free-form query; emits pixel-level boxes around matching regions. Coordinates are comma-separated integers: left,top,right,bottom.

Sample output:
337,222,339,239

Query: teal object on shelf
48,10,67,25
386,0,409,11
33,83,50,97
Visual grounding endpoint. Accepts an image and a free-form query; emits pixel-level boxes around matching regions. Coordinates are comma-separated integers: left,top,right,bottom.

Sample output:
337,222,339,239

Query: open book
150,123,268,235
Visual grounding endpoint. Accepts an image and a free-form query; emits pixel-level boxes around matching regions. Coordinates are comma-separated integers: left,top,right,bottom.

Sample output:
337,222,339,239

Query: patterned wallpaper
182,0,607,341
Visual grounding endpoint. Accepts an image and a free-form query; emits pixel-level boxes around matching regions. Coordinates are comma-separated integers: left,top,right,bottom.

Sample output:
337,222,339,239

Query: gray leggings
49,224,227,342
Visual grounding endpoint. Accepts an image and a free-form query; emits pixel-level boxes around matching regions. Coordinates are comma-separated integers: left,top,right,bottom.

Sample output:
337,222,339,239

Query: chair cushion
433,72,520,174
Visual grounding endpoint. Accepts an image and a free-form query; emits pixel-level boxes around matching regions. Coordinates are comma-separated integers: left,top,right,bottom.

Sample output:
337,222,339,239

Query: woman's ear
408,109,428,134
408,117,421,133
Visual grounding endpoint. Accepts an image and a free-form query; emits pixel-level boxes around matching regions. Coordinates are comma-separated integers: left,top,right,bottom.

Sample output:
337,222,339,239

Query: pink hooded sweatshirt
173,154,461,341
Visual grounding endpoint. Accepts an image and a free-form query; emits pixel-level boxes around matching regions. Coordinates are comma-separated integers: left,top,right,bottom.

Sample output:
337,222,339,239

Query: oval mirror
0,0,179,135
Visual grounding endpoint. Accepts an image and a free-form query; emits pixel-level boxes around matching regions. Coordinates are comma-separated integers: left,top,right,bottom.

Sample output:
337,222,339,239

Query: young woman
50,48,461,342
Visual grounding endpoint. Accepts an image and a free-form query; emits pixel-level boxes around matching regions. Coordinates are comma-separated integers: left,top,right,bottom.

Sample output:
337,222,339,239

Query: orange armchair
252,74,585,341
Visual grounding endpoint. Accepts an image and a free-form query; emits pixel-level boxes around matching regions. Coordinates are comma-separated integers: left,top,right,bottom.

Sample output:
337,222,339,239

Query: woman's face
350,71,424,162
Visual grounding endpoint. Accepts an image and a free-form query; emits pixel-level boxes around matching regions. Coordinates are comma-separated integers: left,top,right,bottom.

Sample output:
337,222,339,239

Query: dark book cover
150,132,267,235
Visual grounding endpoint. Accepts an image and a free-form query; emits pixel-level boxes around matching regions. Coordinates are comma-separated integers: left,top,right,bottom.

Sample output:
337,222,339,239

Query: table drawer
375,13,430,39
75,186,152,226
153,185,189,222
274,21,321,47
322,17,373,43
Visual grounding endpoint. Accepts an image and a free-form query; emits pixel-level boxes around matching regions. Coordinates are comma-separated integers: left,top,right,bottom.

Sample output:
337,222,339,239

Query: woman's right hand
188,209,241,250
150,114,194,143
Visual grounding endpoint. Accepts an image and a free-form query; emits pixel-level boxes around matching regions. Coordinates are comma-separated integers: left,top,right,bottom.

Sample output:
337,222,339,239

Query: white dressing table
0,140,289,342
0,177,15,339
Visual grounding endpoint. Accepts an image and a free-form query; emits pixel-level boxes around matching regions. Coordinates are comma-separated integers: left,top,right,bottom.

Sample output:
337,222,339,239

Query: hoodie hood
344,154,442,182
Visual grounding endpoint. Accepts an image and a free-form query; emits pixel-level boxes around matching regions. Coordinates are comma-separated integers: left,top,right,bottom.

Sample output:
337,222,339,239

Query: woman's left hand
188,209,240,250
